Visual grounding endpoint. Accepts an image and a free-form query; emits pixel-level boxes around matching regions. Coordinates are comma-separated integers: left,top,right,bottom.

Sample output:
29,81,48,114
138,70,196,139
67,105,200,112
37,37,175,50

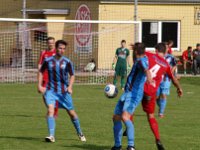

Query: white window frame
141,20,180,51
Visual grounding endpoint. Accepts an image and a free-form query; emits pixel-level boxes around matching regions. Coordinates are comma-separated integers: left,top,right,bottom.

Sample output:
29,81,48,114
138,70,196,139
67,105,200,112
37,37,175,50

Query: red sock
54,101,59,118
148,118,160,141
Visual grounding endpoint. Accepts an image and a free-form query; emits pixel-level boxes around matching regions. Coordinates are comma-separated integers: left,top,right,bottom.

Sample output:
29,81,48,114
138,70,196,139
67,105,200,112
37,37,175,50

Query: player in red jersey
142,43,182,150
123,43,183,150
38,37,59,118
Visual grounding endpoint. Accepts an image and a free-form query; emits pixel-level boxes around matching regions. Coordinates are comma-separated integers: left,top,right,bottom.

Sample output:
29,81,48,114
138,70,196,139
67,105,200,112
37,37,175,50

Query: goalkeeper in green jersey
112,40,131,90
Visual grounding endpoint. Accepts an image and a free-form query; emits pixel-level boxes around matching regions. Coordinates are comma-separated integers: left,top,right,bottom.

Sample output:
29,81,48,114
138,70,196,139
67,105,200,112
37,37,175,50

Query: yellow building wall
98,4,135,69
138,4,200,56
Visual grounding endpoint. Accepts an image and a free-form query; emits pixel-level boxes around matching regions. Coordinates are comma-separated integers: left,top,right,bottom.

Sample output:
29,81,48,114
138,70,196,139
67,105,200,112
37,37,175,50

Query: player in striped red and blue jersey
38,40,86,143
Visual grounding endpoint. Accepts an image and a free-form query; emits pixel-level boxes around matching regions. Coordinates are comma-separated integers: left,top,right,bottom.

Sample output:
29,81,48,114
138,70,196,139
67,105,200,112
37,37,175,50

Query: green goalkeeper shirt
115,47,130,68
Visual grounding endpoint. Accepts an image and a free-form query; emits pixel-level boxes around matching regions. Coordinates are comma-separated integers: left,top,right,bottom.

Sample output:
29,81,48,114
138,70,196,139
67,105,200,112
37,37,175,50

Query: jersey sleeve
171,56,177,67
139,57,149,71
38,51,45,65
40,59,48,73
67,61,75,76
115,48,119,56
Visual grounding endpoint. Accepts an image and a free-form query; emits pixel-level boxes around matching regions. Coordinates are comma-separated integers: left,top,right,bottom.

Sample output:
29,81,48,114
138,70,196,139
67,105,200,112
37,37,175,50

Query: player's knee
68,110,77,119
147,113,155,119
48,106,54,116
122,112,131,122
160,94,167,99
113,115,121,121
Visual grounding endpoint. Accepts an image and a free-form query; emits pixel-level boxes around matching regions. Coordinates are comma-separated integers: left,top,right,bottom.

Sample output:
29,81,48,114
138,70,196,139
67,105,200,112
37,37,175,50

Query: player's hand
112,63,116,70
38,85,46,94
177,88,183,97
66,86,73,94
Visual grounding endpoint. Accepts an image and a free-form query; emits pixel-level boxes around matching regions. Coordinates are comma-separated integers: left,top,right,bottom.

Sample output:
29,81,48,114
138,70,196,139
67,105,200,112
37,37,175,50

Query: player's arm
66,61,75,94
166,66,183,97
112,49,118,69
139,58,153,84
37,60,47,94
38,51,44,70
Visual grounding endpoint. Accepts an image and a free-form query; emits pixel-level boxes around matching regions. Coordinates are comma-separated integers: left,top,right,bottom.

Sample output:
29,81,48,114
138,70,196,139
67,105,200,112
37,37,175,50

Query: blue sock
124,120,134,147
159,98,167,114
47,116,55,136
72,118,82,135
113,120,123,147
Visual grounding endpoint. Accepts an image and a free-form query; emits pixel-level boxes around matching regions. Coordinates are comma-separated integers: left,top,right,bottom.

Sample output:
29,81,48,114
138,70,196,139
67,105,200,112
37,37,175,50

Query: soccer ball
104,84,118,98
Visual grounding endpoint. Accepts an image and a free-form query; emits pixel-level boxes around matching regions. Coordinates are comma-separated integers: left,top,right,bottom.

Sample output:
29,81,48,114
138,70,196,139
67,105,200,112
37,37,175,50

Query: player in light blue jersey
111,43,152,150
38,40,86,142
156,53,177,118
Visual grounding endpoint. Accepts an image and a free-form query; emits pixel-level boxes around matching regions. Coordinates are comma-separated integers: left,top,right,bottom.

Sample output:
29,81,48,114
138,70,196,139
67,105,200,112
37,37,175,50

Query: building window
142,21,180,51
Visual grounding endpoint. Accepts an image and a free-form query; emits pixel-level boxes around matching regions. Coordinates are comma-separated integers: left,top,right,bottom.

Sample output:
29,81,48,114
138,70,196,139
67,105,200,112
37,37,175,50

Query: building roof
101,0,200,4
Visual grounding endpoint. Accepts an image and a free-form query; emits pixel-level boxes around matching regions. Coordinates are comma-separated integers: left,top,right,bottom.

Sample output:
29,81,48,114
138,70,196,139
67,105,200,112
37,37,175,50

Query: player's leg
54,101,59,118
44,90,57,142
121,75,126,90
113,73,118,86
122,111,135,150
112,114,123,150
142,95,165,150
183,60,187,74
123,114,134,137
112,99,124,150
60,93,86,141
158,93,167,118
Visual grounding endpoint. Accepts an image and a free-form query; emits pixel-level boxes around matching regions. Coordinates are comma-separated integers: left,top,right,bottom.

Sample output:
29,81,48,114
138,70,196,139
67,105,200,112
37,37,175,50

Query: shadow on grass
63,144,110,150
0,136,42,141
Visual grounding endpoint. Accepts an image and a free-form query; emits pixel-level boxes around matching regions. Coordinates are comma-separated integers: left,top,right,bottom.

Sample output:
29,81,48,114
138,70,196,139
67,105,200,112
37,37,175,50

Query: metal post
134,0,138,42
22,0,26,83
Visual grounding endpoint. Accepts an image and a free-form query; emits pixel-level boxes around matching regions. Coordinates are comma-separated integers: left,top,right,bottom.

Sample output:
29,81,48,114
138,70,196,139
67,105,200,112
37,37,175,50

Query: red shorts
142,94,156,114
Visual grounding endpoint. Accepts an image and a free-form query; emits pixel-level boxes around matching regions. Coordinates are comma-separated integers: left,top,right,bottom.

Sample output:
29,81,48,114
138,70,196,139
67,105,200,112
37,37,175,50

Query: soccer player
142,43,182,150
182,46,193,75
38,40,86,143
38,37,59,118
156,50,177,118
111,43,152,150
123,43,183,150
112,40,131,90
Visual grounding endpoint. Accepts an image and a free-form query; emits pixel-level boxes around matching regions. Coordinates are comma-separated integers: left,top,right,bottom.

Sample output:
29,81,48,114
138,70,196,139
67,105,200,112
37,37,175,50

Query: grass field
0,77,200,150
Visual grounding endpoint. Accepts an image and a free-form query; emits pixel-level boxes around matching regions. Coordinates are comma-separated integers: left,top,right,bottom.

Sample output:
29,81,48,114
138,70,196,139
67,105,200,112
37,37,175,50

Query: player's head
47,37,55,50
121,40,126,48
133,42,146,58
187,46,192,51
196,43,200,50
55,40,68,57
168,40,174,47
155,43,166,57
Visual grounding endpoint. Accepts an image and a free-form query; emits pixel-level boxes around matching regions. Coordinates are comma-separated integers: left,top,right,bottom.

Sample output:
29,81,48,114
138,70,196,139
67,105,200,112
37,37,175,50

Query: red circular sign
75,4,92,47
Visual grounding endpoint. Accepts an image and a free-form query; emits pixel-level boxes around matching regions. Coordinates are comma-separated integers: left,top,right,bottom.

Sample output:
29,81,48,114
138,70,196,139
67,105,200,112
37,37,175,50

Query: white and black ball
104,84,118,98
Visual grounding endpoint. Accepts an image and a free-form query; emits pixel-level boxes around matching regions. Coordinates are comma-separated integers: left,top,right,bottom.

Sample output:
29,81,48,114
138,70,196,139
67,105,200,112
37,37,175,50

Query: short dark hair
55,40,68,48
47,37,55,41
196,43,200,47
121,40,126,43
187,46,192,50
155,43,166,53
134,42,146,55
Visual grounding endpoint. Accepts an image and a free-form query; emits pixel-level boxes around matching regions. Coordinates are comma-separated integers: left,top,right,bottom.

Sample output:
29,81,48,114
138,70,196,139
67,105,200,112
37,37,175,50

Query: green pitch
0,78,199,150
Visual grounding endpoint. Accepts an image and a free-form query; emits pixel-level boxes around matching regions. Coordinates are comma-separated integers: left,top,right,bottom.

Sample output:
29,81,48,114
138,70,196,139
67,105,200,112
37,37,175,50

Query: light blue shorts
114,91,143,115
44,90,74,110
156,86,170,96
